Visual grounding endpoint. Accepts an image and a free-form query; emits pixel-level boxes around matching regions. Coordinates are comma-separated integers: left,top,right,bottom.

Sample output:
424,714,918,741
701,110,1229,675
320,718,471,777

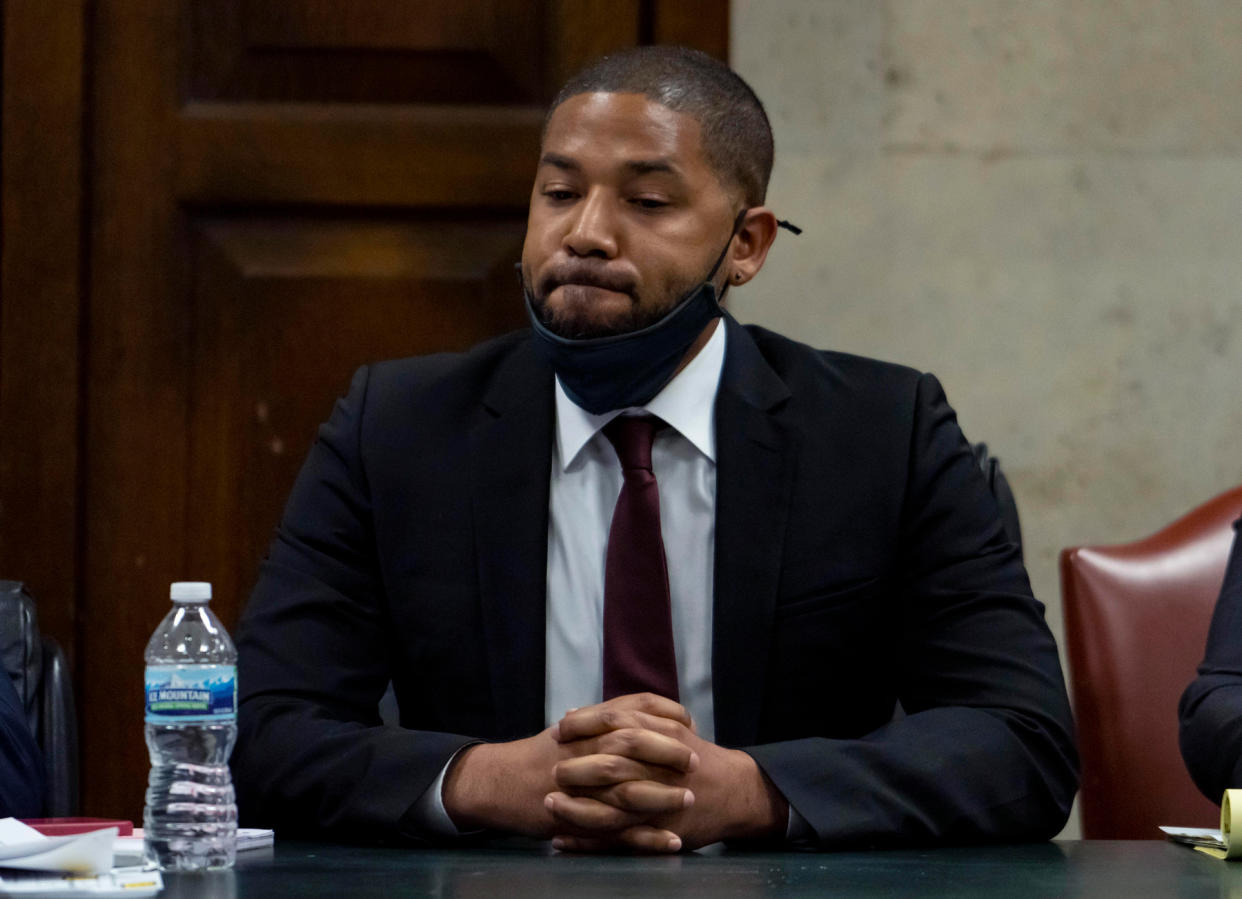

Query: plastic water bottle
143,581,238,870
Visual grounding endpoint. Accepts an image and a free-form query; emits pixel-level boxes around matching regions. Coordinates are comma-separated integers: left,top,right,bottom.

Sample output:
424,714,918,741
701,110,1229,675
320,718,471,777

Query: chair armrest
39,637,79,816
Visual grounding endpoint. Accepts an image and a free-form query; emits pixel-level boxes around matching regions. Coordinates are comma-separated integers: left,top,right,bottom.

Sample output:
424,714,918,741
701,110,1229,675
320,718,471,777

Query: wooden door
1,0,728,821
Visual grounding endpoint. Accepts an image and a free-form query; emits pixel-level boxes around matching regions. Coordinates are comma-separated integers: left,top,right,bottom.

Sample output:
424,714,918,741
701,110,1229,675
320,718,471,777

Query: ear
726,207,780,287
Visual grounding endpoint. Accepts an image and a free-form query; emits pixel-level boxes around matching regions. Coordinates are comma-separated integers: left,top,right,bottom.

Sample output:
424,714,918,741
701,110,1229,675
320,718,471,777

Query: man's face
522,92,738,340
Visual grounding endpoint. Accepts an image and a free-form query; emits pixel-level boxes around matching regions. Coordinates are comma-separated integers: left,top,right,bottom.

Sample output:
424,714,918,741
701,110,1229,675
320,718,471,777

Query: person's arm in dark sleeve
0,669,45,817
1179,520,1242,801
232,366,477,843
746,372,1079,847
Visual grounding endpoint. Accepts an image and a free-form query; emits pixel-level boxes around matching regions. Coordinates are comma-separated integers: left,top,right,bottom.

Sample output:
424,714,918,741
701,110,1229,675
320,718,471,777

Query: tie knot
603,415,661,472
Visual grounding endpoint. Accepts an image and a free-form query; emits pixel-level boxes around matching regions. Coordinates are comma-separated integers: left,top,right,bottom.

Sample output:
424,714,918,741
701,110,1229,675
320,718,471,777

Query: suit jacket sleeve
1179,520,1242,801
233,365,477,842
745,372,1079,847
0,670,44,817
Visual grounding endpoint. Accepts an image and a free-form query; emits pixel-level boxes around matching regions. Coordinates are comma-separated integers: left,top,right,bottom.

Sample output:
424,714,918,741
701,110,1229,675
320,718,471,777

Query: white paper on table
0,866,162,897
1160,825,1226,848
114,826,274,861
0,818,117,874
1162,789,1242,859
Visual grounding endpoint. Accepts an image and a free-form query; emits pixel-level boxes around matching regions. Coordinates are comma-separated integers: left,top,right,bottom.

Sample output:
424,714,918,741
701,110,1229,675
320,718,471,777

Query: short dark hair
548,45,774,207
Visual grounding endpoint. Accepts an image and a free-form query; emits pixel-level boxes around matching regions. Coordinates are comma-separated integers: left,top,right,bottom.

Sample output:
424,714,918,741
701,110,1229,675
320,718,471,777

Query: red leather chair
1061,486,1242,839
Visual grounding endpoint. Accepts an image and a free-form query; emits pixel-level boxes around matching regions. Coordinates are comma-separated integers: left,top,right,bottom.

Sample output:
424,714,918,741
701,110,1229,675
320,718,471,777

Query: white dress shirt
540,321,810,843
415,323,786,837
544,321,725,739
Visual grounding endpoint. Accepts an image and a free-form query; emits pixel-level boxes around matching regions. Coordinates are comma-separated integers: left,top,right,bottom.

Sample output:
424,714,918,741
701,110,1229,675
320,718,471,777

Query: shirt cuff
408,745,484,839
786,803,815,843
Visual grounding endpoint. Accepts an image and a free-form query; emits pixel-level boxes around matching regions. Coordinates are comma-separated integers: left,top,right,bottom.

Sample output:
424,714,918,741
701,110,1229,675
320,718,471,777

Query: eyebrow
537,153,682,179
625,159,679,178
539,152,581,172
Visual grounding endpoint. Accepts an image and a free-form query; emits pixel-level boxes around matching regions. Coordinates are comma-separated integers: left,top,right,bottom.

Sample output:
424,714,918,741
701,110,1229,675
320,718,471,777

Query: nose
563,188,618,259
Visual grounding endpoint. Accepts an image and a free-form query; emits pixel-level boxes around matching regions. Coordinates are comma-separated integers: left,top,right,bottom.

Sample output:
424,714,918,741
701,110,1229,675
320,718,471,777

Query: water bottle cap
170,581,212,603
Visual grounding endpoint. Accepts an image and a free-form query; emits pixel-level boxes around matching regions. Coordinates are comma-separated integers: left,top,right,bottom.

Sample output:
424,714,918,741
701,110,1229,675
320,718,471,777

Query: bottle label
145,664,237,723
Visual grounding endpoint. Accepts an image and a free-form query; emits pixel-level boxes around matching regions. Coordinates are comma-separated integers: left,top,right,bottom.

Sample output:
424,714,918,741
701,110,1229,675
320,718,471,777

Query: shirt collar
555,320,727,471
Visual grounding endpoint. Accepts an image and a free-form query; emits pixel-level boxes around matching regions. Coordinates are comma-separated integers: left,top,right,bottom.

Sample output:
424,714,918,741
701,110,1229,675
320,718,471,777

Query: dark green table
158,840,1242,898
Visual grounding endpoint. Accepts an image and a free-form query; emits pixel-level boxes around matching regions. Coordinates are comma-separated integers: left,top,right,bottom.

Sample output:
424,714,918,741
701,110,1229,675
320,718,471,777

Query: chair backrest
1061,486,1242,839
0,581,79,816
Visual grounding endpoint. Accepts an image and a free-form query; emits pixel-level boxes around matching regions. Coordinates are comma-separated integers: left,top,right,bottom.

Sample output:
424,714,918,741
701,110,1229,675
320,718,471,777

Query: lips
555,282,630,299
541,265,635,298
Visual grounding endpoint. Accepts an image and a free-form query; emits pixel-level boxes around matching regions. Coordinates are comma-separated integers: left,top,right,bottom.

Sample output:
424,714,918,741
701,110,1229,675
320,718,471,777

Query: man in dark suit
233,46,1077,851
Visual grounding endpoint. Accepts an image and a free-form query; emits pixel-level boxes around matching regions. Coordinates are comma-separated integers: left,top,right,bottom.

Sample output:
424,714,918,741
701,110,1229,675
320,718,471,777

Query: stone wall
731,0,1242,837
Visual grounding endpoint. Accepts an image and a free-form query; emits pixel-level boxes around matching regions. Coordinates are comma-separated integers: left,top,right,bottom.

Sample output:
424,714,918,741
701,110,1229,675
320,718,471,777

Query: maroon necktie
601,415,679,701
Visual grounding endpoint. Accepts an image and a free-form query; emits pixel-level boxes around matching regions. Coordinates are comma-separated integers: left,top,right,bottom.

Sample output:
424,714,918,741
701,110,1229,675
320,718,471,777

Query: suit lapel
712,316,795,748
469,339,554,739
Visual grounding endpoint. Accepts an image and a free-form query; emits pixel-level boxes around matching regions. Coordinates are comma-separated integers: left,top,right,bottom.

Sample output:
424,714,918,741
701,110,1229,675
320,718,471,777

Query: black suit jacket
1179,519,1242,800
233,315,1078,846
0,670,44,817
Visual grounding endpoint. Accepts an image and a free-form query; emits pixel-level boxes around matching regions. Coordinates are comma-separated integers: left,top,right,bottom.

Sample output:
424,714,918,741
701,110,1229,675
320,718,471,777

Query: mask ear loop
705,207,752,285
714,209,803,288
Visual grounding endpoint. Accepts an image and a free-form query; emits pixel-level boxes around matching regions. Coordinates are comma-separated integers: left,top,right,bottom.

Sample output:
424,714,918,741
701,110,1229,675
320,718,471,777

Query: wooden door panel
186,216,527,624
177,103,544,206
0,1,86,649
189,0,545,104
186,0,658,105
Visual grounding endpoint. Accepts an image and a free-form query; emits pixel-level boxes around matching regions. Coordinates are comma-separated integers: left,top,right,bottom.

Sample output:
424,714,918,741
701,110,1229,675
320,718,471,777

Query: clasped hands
442,693,787,852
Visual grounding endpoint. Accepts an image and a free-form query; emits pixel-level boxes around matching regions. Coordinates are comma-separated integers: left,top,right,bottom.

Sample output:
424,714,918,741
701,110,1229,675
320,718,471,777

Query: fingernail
566,707,578,714
544,794,555,811
667,836,682,852
688,752,700,772
550,723,561,740
551,837,566,851
683,790,695,808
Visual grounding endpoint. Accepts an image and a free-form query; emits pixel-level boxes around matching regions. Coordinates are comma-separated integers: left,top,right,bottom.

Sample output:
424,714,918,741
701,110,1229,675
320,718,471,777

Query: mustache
538,262,637,299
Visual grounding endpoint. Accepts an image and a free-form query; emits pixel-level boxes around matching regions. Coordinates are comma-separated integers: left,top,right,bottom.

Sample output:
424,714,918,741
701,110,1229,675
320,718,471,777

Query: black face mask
520,213,743,415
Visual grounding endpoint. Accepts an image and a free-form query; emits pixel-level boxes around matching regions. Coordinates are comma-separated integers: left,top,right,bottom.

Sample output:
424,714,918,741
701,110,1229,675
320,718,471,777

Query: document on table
1162,788,1242,859
0,818,116,874
0,867,162,897
112,826,274,862
0,818,162,895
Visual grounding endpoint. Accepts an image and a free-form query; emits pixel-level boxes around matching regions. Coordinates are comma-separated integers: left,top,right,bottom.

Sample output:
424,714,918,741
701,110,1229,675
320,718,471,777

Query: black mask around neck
520,212,744,415
524,278,724,415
